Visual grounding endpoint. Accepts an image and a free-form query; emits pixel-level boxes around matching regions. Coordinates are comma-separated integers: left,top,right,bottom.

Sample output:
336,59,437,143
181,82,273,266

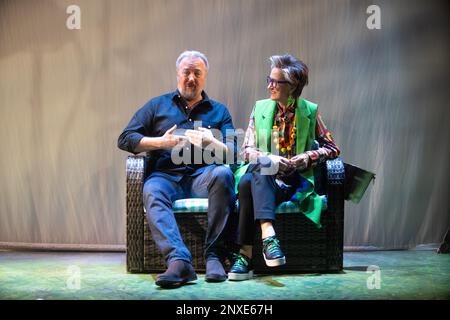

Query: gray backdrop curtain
0,0,448,249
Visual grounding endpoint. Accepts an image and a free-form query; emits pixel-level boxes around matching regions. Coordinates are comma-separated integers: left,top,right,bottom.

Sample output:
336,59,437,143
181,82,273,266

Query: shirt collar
172,89,211,107
276,99,296,114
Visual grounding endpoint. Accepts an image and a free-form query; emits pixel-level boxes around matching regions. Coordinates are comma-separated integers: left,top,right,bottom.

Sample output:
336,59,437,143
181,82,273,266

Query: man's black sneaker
228,253,254,281
262,236,286,267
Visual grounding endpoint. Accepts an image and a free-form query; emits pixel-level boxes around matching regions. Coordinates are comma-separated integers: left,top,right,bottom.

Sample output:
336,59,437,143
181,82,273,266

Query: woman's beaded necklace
272,99,297,159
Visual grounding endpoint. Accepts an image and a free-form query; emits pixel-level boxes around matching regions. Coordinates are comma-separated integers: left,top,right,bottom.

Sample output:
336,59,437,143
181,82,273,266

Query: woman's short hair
176,50,209,71
269,54,308,98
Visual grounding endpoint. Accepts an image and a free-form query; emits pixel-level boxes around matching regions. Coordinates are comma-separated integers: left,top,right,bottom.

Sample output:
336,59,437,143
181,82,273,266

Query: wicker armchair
126,155,345,274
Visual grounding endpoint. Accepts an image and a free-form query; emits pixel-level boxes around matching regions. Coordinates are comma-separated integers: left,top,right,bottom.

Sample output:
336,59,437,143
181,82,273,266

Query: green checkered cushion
171,195,327,213
173,198,209,212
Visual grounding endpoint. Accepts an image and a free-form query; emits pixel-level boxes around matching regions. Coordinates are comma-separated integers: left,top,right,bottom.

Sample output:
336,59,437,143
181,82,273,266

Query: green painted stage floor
0,250,449,300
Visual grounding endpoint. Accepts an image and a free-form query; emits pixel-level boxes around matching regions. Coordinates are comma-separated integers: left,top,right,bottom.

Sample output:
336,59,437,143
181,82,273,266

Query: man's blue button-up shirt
118,90,237,179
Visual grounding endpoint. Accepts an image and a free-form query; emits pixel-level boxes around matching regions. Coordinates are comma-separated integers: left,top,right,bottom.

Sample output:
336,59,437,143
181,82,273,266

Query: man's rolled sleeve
118,131,145,154
117,111,150,154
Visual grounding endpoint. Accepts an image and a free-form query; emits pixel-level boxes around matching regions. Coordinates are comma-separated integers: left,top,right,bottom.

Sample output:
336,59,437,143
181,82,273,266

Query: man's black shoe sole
155,274,198,288
205,274,227,282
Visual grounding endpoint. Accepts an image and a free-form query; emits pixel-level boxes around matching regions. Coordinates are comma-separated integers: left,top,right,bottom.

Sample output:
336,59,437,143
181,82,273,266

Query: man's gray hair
176,50,209,71
269,54,309,98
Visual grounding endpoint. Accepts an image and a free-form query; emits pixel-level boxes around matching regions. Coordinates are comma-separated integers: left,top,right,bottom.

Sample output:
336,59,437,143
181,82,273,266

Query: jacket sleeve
305,111,340,168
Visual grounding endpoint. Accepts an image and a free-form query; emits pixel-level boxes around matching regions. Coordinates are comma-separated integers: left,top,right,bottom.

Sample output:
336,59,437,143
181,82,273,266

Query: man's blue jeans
143,165,236,266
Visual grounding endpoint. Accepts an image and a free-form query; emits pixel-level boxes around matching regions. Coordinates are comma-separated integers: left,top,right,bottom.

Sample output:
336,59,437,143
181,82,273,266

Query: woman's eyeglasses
267,76,290,86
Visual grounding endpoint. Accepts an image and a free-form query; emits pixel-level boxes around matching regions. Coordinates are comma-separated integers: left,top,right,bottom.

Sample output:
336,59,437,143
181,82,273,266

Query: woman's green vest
234,98,324,227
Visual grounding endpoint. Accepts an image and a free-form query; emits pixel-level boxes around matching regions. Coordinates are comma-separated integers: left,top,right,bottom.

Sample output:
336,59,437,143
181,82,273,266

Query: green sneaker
262,236,286,267
228,253,254,281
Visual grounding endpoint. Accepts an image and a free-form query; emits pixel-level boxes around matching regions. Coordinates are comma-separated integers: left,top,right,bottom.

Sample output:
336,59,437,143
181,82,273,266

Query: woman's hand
267,154,295,175
289,153,310,171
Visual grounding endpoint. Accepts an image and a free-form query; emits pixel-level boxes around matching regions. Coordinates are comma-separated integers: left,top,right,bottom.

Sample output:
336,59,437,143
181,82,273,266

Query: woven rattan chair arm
126,155,145,182
126,155,145,272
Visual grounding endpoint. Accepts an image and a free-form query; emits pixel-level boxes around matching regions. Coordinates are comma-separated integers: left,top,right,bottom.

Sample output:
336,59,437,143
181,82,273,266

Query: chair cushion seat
172,196,327,214
173,198,209,212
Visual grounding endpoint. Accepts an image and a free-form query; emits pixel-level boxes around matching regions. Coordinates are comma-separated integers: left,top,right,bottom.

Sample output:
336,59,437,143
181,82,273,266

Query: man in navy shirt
118,51,237,288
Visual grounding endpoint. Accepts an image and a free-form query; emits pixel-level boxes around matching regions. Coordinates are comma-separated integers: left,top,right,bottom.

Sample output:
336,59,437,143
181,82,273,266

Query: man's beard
181,86,197,101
